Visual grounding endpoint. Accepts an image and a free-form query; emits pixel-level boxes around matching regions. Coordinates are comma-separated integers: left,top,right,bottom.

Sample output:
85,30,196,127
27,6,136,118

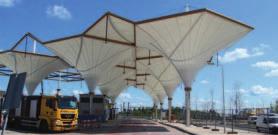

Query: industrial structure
0,8,253,127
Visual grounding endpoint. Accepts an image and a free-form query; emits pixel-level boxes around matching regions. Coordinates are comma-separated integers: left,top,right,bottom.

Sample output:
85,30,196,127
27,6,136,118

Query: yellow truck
8,95,78,132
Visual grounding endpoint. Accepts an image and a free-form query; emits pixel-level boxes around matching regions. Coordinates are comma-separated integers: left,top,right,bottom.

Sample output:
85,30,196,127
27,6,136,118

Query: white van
248,116,257,124
256,113,278,133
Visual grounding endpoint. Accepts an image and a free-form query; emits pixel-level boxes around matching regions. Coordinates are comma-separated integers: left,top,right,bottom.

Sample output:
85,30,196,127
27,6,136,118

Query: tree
233,81,244,115
210,88,215,111
272,100,278,113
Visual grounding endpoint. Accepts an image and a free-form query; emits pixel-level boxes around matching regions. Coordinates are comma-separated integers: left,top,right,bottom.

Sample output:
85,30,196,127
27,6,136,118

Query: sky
0,0,278,111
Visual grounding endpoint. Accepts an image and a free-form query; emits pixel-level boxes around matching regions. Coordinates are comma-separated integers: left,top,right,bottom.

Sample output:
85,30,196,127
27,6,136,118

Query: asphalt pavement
3,117,188,135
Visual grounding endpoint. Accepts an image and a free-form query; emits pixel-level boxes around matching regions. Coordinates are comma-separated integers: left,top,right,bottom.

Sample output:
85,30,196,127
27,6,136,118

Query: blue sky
0,0,278,110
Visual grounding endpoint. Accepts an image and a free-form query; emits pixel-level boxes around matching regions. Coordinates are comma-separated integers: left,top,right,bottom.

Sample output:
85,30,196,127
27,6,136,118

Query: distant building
239,108,267,117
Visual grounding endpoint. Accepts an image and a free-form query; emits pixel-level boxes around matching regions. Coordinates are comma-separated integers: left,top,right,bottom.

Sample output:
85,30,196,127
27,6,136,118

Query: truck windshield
58,97,77,109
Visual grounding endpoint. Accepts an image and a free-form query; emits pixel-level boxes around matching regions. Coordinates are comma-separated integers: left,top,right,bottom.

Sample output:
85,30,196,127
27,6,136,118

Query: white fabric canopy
43,9,253,101
136,9,253,87
45,13,135,92
136,48,181,97
0,51,69,95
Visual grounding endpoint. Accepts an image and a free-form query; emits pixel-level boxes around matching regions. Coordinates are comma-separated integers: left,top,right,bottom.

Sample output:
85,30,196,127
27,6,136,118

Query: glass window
93,98,103,103
58,97,77,109
46,99,55,109
80,97,89,103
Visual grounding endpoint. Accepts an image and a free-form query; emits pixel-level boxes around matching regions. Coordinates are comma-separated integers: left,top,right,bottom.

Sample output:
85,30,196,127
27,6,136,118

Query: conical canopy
44,13,135,92
136,9,253,87
0,51,68,95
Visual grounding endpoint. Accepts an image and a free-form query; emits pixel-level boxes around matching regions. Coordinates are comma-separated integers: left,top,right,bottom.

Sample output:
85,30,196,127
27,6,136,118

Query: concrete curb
159,122,197,135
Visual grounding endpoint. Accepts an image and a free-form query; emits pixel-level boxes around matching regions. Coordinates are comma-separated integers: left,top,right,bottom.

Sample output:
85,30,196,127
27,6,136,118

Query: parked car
256,113,278,133
248,116,257,124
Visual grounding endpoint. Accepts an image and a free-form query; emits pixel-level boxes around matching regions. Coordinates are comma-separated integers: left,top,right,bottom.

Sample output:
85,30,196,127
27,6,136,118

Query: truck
78,93,110,122
8,95,78,132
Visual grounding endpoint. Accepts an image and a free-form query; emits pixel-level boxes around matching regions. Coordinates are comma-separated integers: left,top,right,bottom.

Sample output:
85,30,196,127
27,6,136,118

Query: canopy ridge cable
148,50,151,65
99,69,134,87
27,58,62,77
168,13,204,58
24,36,28,58
137,61,168,94
149,24,173,51
150,43,184,84
109,15,133,43
75,36,84,67
187,14,222,63
105,15,109,43
136,26,165,54
123,61,126,74
79,47,131,72
135,28,184,82
11,53,18,74
170,30,248,62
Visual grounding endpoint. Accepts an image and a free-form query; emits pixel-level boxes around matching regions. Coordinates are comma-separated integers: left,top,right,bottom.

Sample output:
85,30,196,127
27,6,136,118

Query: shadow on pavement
6,119,170,134
74,119,170,134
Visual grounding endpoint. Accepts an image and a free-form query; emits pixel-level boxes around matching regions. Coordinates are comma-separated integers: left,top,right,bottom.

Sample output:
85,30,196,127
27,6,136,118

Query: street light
220,64,226,133
208,59,226,133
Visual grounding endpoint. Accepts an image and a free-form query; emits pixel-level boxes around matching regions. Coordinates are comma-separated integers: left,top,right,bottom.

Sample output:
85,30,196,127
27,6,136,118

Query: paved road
4,118,187,135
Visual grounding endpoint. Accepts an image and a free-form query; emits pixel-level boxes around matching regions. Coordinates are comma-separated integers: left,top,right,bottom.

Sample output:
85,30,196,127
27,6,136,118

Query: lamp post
220,65,226,133
208,59,226,133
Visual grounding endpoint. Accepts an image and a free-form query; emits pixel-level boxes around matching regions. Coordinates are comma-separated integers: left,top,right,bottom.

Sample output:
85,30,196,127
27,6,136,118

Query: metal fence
189,108,272,134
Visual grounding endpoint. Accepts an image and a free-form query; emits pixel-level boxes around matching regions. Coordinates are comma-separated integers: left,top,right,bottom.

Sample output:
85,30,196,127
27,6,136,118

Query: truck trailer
79,93,110,121
8,95,78,132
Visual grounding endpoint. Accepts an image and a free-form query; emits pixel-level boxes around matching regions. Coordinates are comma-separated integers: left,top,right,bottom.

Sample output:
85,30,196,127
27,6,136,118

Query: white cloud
250,85,275,95
239,88,248,94
265,69,278,77
219,48,250,63
252,61,278,77
219,45,266,63
118,93,131,101
46,5,72,20
200,80,209,84
252,61,278,70
0,0,16,7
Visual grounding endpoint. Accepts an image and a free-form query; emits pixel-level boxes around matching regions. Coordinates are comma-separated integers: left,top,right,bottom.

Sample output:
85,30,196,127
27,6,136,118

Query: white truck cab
256,113,278,133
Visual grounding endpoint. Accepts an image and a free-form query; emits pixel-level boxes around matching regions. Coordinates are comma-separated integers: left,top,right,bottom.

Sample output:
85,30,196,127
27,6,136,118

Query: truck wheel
39,120,49,133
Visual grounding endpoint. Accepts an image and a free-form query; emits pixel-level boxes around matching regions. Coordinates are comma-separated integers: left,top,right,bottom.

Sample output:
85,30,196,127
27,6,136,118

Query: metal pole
168,97,172,122
41,80,44,95
267,108,270,134
221,65,226,133
155,105,158,120
123,102,125,113
232,109,234,132
160,103,163,121
185,87,191,126
127,102,130,117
